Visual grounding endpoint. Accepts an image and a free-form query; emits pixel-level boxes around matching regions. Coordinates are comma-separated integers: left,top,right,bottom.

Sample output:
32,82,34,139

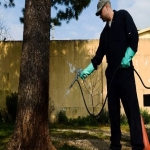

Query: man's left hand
121,47,135,68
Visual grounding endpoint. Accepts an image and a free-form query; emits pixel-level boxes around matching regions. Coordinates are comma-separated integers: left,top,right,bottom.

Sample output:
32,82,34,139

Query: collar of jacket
105,10,117,28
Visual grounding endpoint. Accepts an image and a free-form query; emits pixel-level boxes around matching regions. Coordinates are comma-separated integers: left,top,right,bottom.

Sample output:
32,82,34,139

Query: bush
96,109,110,125
56,110,98,126
56,110,99,126
0,110,2,122
6,92,18,122
54,109,131,126
97,110,128,125
0,109,10,123
56,110,68,124
68,116,98,126
140,109,150,124
120,113,128,125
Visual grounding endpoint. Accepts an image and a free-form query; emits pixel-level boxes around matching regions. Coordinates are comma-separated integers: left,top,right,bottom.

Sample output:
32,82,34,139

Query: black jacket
91,10,138,72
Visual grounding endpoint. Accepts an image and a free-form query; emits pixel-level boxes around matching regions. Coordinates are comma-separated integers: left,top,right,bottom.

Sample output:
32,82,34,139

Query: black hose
77,66,150,118
133,67,150,89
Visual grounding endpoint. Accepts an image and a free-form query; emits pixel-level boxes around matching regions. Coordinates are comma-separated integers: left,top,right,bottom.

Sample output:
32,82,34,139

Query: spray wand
69,69,82,89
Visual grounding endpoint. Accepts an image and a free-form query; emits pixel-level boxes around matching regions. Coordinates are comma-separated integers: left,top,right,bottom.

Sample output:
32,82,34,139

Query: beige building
138,27,150,39
0,28,150,119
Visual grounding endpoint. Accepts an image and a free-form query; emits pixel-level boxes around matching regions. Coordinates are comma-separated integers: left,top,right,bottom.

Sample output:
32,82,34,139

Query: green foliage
6,92,18,122
56,110,98,126
55,109,131,126
0,0,15,8
96,109,110,125
0,109,10,123
0,111,1,122
97,110,128,125
120,113,128,125
51,0,91,25
56,110,68,124
68,115,98,126
19,0,92,26
140,109,150,124
56,110,100,126
119,108,150,125
19,8,25,24
0,92,18,123
0,123,14,150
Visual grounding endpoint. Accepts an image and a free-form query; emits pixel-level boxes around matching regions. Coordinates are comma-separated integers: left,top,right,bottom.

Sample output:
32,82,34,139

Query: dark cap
95,0,110,16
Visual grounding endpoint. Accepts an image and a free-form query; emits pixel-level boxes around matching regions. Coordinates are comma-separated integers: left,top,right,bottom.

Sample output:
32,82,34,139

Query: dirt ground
51,128,132,150
52,138,131,150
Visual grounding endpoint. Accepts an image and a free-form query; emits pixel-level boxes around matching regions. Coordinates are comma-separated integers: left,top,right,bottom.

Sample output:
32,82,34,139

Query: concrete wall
0,39,150,119
133,39,150,109
0,42,21,108
49,40,107,119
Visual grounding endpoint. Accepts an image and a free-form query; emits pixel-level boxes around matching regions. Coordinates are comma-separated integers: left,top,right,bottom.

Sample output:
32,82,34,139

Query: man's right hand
80,63,95,80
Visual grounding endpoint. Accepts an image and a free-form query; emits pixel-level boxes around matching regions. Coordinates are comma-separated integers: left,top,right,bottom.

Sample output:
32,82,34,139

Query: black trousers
106,67,144,150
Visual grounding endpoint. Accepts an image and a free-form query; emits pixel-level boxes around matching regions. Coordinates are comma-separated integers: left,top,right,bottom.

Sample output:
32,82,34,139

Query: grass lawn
0,123,14,150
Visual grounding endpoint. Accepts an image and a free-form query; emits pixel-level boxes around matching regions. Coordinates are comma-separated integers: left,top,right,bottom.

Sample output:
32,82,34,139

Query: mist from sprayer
53,62,81,114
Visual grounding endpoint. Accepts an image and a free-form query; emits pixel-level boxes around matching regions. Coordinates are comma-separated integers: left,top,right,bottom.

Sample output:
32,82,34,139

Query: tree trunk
7,0,56,149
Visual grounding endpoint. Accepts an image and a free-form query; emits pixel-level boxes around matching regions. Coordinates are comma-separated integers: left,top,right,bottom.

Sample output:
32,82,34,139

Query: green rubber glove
121,47,135,68
80,63,95,80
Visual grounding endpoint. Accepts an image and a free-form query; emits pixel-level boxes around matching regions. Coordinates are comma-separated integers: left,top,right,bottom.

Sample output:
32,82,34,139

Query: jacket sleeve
124,10,139,52
91,36,105,70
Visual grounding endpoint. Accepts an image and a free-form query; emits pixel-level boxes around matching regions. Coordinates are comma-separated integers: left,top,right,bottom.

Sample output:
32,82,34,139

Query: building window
143,94,150,107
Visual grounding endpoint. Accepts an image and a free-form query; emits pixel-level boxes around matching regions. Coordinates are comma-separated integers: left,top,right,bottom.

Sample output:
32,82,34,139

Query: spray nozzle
69,68,82,89
75,69,82,77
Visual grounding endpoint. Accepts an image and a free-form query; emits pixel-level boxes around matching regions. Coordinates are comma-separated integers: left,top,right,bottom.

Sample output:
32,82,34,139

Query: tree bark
7,0,56,149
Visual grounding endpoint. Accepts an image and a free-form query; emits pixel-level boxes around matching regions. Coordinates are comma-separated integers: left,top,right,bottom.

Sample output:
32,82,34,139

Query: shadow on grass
0,123,14,150
50,128,111,150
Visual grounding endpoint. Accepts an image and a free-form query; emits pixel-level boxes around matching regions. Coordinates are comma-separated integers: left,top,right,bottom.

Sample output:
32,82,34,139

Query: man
80,0,144,150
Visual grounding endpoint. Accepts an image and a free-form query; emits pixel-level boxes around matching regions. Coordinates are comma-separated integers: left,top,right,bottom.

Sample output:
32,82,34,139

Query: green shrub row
56,110,99,126
56,109,126,126
55,108,150,126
